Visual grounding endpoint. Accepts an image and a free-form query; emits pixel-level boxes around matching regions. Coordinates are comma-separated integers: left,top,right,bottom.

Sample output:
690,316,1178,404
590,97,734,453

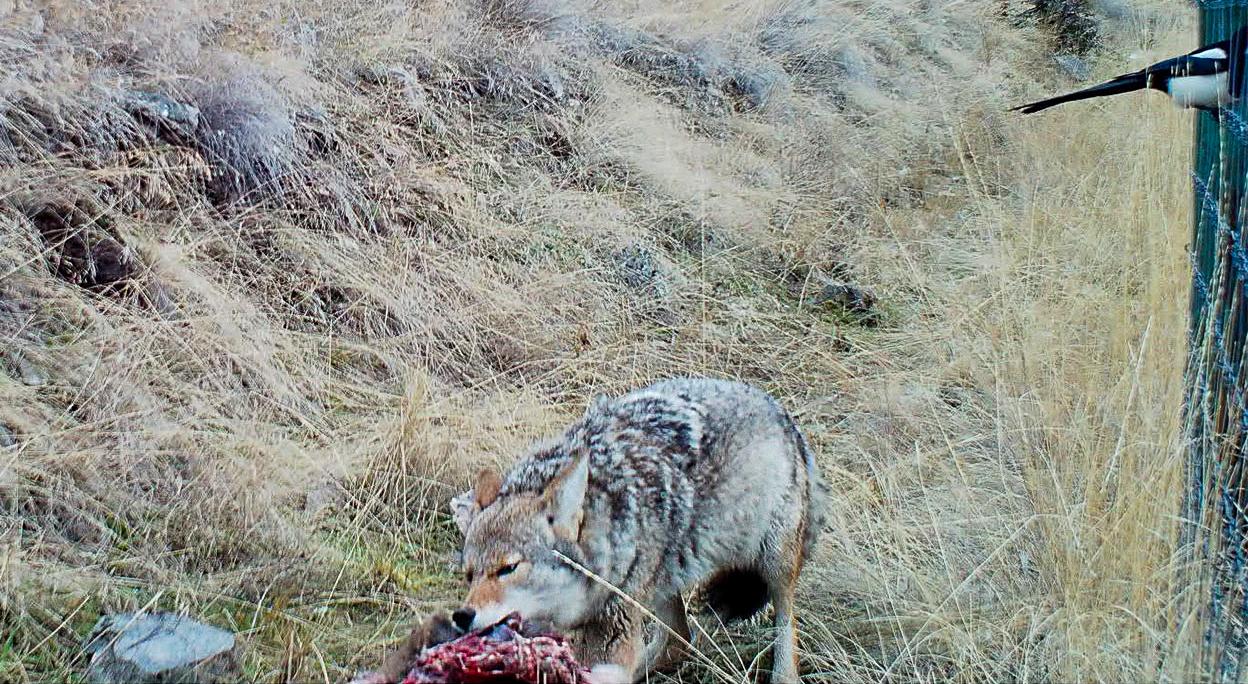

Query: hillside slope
0,0,1201,682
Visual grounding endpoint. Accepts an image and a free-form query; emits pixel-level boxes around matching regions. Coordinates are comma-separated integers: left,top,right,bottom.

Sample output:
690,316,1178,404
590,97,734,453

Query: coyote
450,378,826,684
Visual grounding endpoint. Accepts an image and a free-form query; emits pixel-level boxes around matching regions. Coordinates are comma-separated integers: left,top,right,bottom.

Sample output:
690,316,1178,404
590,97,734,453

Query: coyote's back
452,378,826,684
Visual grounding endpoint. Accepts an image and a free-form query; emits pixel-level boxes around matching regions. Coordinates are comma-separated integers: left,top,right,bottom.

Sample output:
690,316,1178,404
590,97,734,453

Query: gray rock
541,64,566,102
84,613,237,684
612,245,670,298
808,281,878,325
139,279,179,319
123,91,201,127
0,424,14,448
19,368,44,387
8,352,46,387
296,106,338,156
1053,54,1090,82
304,479,346,517
729,59,789,110
834,46,875,89
358,64,414,87
1091,0,1132,20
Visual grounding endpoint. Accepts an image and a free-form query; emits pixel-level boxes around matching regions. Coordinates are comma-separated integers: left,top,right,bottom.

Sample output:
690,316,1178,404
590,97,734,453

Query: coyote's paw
584,664,631,684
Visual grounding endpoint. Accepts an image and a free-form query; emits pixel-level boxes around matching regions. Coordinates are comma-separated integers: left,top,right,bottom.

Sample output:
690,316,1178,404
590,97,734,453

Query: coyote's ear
450,490,479,536
475,469,502,508
543,456,588,541
451,470,503,536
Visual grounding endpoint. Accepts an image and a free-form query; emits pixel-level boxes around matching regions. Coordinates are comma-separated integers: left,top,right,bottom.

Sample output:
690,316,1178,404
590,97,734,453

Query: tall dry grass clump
990,89,1196,683
791,13,1202,683
974,102,1198,682
890,27,1198,683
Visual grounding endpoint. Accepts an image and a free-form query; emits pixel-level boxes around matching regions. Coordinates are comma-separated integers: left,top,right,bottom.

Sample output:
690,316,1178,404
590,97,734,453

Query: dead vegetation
0,0,1206,682
1024,0,1102,55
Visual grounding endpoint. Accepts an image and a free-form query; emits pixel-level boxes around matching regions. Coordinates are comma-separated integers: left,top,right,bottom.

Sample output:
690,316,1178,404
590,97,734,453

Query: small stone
84,613,238,684
1091,0,1132,20
89,238,135,288
12,354,46,387
611,245,669,298
121,91,201,146
304,479,346,517
729,60,789,110
1053,54,1090,82
834,45,875,89
138,279,179,318
540,65,566,102
808,281,878,325
123,91,200,127
0,424,14,447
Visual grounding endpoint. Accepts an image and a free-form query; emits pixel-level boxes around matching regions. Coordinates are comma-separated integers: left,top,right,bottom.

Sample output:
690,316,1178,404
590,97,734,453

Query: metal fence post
1190,4,1248,681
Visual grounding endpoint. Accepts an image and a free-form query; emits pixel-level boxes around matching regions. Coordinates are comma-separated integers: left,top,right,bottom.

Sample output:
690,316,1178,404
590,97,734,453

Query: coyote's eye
494,562,519,578
465,570,475,584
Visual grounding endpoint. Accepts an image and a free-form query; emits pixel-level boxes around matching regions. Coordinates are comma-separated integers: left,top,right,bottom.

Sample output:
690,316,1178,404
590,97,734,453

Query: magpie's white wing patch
1191,46,1229,60
1168,72,1229,108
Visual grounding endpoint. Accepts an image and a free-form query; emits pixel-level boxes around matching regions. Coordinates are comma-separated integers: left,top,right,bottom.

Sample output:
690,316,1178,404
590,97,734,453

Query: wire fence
1189,148,1248,684
1189,6,1248,681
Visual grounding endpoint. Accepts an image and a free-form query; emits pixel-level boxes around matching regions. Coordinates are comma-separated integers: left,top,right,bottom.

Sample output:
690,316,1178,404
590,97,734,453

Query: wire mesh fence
1189,5,1248,681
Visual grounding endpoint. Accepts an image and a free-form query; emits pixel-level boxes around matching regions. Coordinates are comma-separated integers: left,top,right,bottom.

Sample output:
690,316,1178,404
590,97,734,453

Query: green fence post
1190,4,1248,681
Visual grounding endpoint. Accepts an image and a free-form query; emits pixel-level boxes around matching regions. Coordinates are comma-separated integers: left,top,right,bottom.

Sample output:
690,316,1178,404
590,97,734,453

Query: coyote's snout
451,378,826,684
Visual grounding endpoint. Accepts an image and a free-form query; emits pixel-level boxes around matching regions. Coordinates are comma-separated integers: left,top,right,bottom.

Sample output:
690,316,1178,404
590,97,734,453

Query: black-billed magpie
1012,26,1248,116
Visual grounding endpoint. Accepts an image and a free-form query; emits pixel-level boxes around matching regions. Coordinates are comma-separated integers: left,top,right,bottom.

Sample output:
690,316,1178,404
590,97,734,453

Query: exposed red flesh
401,613,587,684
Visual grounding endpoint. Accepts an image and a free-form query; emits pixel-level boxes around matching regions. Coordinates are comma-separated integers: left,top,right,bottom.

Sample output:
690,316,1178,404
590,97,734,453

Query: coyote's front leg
348,613,459,684
578,604,646,684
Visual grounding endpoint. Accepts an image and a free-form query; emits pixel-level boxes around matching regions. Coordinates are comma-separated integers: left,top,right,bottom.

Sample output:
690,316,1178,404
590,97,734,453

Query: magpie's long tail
1011,72,1148,114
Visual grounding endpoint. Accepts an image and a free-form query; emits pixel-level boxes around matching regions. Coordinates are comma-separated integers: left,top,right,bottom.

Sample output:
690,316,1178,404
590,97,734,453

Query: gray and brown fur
451,378,826,684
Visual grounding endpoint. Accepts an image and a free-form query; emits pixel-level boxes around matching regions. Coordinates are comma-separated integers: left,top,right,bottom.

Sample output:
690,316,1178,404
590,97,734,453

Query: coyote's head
451,456,596,631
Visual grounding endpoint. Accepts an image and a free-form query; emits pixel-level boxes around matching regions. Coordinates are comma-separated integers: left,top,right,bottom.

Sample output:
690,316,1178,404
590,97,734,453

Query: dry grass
799,40,1199,683
0,0,1209,682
